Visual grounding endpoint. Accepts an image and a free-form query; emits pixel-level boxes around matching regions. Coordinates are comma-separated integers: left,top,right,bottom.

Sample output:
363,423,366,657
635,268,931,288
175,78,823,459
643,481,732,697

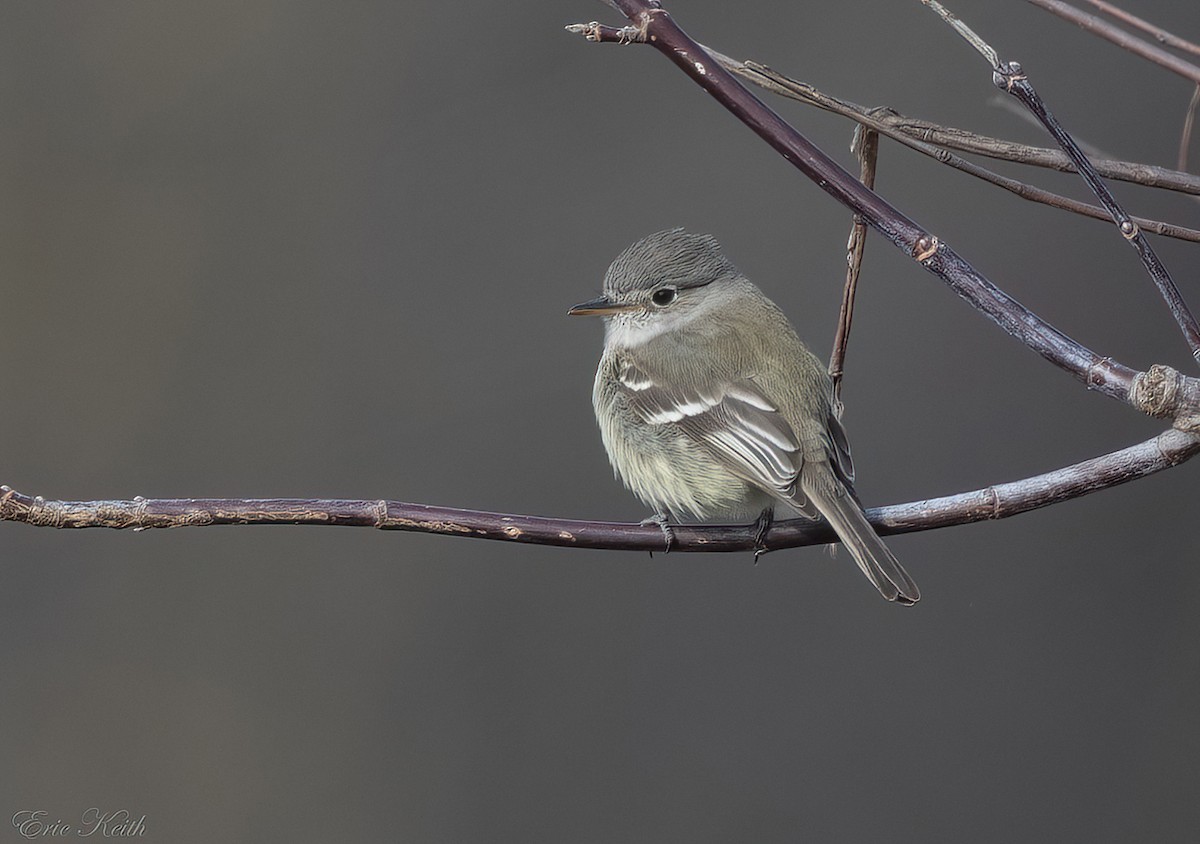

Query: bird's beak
567,295,637,316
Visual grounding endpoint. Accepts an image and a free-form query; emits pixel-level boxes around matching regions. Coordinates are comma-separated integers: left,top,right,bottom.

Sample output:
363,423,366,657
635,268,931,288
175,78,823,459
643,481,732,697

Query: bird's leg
640,511,675,556
752,507,774,563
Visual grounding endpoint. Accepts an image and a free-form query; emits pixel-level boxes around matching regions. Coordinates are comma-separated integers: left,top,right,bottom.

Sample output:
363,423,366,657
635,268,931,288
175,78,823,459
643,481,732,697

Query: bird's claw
752,508,774,563
641,512,675,555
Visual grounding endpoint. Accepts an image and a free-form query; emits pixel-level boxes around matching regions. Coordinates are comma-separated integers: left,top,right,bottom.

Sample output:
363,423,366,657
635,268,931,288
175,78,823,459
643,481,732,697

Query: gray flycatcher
569,229,919,605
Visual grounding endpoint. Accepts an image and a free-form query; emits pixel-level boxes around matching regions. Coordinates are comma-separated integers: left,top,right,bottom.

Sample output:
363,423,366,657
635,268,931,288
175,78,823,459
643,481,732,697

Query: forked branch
589,1,1142,404
922,0,1200,365
568,22,1200,200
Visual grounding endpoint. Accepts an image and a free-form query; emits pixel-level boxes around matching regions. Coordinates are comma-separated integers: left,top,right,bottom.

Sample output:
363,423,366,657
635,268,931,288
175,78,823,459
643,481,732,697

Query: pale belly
595,377,775,523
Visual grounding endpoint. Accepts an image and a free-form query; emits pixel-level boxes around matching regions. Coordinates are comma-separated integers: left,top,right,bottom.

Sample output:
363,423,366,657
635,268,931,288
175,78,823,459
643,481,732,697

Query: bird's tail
808,481,920,605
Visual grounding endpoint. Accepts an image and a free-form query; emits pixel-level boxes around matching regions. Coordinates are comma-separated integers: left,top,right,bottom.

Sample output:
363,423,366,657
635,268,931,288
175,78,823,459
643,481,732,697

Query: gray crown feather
604,229,739,294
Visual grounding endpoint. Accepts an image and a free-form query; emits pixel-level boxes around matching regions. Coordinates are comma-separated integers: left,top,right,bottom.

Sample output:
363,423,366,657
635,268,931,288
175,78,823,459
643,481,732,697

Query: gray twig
829,125,879,412
1181,84,1200,173
1080,0,1200,58
738,61,1200,242
1027,0,1200,85
570,22,1200,241
925,1,1200,365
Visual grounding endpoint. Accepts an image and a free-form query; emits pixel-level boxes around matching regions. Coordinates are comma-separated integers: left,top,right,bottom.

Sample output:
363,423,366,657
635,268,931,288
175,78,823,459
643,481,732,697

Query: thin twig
829,125,879,413
988,93,1113,160
589,21,1200,194
1080,0,1200,58
1181,84,1200,173
569,27,1200,240
569,22,1200,197
922,0,1001,67
2,429,1196,547
740,59,1200,195
738,61,1200,242
879,113,1200,193
925,1,1200,365
1025,0,1200,86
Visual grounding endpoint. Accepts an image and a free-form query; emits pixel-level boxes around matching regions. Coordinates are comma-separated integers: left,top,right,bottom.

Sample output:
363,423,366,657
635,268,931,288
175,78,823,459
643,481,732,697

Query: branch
2,429,1195,550
572,23,1200,244
1080,0,1200,59
4,6,1198,563
575,3,1141,406
1181,84,1200,173
737,61,1200,242
924,0,1200,365
747,63,1200,196
568,22,1200,198
1027,0,1200,85
829,124,879,412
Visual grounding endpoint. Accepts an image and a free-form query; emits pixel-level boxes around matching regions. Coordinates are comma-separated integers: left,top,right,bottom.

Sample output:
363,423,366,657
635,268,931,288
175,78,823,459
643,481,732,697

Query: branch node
993,61,1027,91
912,234,941,262
1132,364,1183,418
564,21,645,44
983,485,1002,519
618,25,643,45
635,7,669,43
1085,356,1114,390
1131,364,1200,432
28,495,66,528
564,22,595,40
373,499,389,528
130,496,148,529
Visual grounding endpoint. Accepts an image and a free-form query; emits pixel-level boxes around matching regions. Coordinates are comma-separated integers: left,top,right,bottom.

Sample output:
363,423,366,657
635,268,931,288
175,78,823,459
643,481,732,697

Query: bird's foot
640,512,675,556
752,507,774,563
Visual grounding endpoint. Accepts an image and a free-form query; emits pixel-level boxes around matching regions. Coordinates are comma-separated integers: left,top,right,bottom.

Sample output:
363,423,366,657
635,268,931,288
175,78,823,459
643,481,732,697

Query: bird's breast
592,351,769,522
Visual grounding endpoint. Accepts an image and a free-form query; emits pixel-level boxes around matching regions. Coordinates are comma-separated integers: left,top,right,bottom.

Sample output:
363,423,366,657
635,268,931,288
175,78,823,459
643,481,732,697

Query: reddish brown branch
2,430,1196,550
570,21,1200,198
587,1,1139,406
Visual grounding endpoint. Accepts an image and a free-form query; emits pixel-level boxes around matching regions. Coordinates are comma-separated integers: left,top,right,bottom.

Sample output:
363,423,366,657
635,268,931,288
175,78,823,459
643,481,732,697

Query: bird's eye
651,287,677,307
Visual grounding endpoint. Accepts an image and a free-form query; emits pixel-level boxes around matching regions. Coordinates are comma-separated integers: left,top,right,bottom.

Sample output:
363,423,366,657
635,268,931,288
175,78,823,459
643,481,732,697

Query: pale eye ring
651,287,677,307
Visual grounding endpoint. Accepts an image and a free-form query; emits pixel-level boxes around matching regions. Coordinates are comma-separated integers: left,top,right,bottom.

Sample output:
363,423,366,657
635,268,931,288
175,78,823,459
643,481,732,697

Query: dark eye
651,287,677,307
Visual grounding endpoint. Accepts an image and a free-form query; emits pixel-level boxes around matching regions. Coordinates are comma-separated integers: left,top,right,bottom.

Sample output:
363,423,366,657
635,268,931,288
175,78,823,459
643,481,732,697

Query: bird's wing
825,405,856,491
617,358,820,518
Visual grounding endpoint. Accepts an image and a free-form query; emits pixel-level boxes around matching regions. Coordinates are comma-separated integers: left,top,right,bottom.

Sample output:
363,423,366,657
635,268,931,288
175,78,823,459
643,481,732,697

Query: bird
569,229,919,604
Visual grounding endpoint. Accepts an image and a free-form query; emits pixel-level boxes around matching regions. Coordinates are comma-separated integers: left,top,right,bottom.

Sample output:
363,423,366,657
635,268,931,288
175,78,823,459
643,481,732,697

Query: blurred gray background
2,1,1198,840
